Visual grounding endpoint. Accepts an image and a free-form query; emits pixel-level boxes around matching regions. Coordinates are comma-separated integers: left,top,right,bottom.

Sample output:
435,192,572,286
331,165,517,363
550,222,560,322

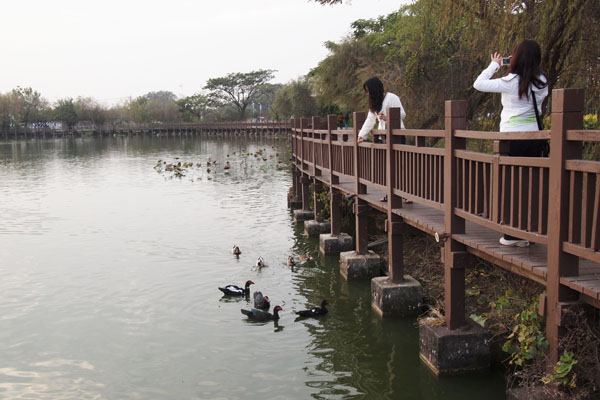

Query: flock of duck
219,245,329,322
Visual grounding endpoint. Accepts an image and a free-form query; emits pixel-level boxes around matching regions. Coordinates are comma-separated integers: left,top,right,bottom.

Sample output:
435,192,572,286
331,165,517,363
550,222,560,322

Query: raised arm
473,53,512,94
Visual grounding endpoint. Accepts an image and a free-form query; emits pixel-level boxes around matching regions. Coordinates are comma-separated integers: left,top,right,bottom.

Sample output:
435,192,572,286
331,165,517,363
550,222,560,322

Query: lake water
0,136,506,399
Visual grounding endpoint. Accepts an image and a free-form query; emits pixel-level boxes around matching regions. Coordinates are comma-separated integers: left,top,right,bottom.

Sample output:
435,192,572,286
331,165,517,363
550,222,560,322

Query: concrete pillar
340,250,381,280
419,320,490,375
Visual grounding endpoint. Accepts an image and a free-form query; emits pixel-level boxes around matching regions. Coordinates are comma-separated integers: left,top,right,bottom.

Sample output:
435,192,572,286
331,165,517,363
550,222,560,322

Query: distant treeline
0,70,285,130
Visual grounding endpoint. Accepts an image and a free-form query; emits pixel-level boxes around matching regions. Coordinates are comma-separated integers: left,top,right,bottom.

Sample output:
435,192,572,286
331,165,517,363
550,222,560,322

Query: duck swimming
218,280,254,296
295,299,329,318
255,256,266,269
224,161,231,170
241,305,282,321
232,245,241,255
253,291,270,310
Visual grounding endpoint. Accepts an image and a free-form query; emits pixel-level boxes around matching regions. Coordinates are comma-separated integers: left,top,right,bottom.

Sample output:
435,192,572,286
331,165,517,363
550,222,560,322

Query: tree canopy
309,0,600,129
204,69,276,120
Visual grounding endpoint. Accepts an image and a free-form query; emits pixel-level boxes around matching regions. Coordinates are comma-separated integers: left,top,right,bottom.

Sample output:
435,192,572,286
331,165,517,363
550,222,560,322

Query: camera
501,57,511,65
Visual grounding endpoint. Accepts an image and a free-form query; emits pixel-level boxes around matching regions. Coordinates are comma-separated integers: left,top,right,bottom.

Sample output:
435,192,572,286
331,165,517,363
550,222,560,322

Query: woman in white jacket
473,39,548,247
357,77,406,143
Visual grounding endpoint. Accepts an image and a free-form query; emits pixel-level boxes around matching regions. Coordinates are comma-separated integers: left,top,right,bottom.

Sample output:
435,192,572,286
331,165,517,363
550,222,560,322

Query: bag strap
531,87,543,130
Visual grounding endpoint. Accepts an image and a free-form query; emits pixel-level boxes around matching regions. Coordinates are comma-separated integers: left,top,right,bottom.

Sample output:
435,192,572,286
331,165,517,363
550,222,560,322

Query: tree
11,87,47,128
75,97,108,126
272,78,317,119
204,69,276,120
309,0,600,129
53,98,78,129
177,93,211,122
123,91,181,123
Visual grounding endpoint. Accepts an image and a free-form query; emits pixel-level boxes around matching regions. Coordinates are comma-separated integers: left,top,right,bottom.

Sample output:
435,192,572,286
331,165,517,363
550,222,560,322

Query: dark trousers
504,139,548,241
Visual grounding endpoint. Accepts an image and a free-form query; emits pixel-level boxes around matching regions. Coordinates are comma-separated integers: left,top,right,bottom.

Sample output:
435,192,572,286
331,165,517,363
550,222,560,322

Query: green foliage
53,98,78,129
309,0,600,129
542,351,578,388
272,78,317,119
501,299,549,366
11,86,48,126
177,93,211,122
317,190,330,221
469,313,487,327
583,114,599,130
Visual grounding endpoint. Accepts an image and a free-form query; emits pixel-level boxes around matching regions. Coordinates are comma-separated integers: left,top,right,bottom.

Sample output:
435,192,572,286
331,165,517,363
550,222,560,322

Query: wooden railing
290,88,599,362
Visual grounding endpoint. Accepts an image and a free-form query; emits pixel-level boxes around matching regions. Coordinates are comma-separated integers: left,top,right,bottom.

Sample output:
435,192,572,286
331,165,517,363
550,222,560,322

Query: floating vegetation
152,146,290,181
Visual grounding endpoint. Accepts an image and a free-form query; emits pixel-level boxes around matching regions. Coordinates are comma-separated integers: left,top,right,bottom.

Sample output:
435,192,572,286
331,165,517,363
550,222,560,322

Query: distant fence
0,120,292,139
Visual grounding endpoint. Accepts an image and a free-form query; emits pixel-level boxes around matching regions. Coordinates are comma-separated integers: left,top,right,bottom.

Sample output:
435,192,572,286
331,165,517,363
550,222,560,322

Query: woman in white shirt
357,77,406,143
473,39,548,247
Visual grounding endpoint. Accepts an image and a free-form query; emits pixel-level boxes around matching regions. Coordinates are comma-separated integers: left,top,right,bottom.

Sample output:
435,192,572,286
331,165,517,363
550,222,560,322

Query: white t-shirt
473,61,548,132
358,92,406,139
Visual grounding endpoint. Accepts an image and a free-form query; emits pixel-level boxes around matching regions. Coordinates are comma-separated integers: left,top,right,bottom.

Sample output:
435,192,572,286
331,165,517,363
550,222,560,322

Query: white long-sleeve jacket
473,61,548,132
358,92,406,139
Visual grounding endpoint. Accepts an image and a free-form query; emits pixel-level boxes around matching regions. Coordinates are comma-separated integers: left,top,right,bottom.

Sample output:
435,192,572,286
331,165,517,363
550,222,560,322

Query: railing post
546,88,584,364
327,115,342,236
300,118,311,211
312,116,325,177
386,107,404,281
353,111,368,255
444,100,468,330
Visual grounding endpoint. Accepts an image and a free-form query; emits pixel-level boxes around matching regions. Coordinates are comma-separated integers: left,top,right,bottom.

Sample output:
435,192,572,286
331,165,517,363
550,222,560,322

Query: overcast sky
1,0,405,105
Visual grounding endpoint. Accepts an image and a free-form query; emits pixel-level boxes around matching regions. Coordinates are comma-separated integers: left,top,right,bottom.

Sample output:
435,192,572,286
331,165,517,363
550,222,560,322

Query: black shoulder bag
531,88,549,156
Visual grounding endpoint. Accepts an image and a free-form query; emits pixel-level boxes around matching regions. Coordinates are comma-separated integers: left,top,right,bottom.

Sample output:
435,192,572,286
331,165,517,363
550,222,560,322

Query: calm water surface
0,137,506,399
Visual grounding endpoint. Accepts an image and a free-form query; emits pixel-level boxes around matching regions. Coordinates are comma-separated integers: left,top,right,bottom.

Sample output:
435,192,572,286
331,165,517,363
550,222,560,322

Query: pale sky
1,0,406,105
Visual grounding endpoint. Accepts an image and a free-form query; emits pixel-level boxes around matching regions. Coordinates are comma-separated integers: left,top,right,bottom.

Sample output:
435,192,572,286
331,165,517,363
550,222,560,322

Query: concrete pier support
319,233,353,255
304,220,331,237
293,210,314,223
371,276,423,317
340,250,382,280
419,320,490,375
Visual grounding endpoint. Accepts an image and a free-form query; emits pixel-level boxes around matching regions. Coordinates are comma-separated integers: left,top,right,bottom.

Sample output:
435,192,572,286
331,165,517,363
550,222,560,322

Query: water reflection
0,136,505,399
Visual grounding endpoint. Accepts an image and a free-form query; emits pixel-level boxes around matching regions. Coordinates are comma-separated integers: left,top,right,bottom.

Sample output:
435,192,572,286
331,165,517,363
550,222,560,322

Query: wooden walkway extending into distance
289,88,600,364
0,121,292,139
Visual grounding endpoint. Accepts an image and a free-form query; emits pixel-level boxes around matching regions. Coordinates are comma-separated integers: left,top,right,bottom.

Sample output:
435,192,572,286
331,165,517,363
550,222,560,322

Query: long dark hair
509,39,547,99
363,77,385,113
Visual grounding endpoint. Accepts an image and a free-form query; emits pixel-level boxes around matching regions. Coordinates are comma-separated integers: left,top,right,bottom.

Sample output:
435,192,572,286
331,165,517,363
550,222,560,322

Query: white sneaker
499,237,530,247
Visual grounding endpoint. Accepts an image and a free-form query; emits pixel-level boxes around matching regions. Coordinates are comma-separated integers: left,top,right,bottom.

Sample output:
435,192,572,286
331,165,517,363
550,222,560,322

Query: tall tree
11,87,47,128
204,69,276,120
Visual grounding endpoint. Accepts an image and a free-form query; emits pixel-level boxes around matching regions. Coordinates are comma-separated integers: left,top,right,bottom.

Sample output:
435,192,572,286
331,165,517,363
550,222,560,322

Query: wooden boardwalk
290,88,600,363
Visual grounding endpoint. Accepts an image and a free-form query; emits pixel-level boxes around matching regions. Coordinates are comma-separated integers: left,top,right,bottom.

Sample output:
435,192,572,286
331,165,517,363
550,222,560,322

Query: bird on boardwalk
232,245,241,255
287,256,296,267
255,256,266,269
253,291,270,310
218,280,254,296
295,300,329,318
241,305,283,321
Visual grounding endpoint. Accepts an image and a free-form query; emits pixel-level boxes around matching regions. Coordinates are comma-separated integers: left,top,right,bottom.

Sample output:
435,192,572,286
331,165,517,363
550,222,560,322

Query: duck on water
241,305,283,322
218,280,254,296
